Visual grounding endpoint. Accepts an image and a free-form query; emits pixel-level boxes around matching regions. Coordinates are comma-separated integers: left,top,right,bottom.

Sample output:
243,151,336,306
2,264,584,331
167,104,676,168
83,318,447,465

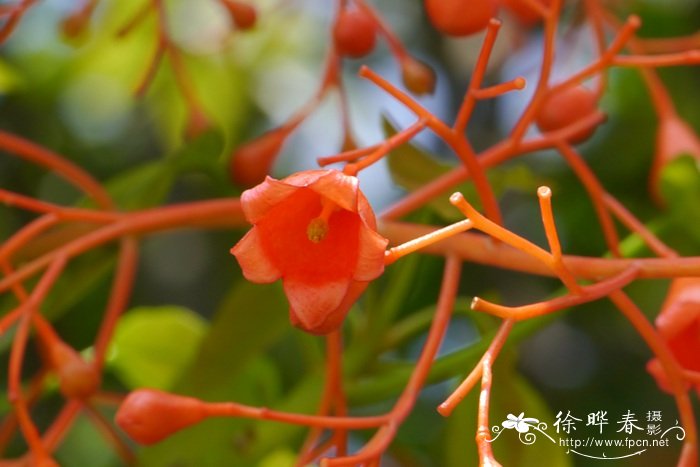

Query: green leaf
258,449,297,467
659,155,700,244
0,58,20,94
108,306,208,390
103,161,175,210
176,280,291,399
55,412,121,467
170,128,233,193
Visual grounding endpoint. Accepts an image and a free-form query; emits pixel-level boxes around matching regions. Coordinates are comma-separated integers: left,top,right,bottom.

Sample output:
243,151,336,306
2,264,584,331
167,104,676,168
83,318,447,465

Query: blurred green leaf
659,155,700,243
108,305,208,390
177,281,290,398
0,58,20,94
56,412,121,467
103,161,175,210
258,449,297,467
171,128,232,191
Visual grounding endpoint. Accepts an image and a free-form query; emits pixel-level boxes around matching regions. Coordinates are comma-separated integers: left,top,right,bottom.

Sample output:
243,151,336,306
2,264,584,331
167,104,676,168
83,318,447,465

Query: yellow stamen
307,217,328,243
306,199,336,243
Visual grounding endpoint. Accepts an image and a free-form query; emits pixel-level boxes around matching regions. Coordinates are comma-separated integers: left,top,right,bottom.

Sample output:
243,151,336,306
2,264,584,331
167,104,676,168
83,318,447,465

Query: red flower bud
425,0,498,37
116,389,209,445
333,8,377,58
61,11,90,39
222,0,257,30
647,278,700,395
536,85,598,143
47,341,99,400
229,128,288,188
231,170,388,334
401,57,436,96
501,0,551,26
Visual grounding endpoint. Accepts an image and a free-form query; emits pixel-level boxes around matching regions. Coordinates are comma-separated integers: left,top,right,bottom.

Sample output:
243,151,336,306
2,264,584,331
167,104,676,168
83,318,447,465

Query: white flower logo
502,413,540,433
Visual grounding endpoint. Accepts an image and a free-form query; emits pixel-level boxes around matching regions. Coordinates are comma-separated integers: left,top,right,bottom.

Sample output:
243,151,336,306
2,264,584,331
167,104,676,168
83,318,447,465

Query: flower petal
656,278,700,337
284,276,351,334
357,191,377,230
354,224,388,281
280,169,330,188
230,228,281,283
240,176,300,223
308,171,359,212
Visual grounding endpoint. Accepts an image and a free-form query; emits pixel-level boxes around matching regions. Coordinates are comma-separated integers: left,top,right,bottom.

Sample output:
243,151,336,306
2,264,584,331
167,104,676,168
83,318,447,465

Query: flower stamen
307,199,336,243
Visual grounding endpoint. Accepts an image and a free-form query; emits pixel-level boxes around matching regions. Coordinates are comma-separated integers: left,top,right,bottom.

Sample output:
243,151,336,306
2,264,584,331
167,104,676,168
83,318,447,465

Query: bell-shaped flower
647,277,700,395
231,170,388,335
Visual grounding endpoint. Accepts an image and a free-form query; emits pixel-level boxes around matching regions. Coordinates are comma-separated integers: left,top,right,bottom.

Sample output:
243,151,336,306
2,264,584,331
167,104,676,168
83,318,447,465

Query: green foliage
109,306,208,390
660,155,700,245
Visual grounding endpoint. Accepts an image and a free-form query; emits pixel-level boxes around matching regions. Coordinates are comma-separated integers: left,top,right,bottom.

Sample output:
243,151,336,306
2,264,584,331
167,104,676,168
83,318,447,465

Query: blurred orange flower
647,277,700,395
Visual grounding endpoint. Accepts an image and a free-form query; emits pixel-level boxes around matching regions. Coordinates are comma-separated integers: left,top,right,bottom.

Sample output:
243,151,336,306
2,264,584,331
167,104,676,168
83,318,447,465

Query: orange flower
231,170,388,334
647,277,700,395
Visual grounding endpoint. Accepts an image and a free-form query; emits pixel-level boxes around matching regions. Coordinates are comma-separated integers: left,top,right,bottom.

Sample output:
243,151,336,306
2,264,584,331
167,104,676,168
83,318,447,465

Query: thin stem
324,331,348,456
536,186,581,293
469,77,526,100
609,291,697,464
556,141,621,257
344,118,428,176
318,144,380,167
437,319,513,417
207,402,390,430
379,111,606,221
93,237,139,370
476,353,501,467
0,189,119,223
8,256,68,463
42,400,82,452
322,255,462,466
83,402,135,463
613,50,700,67
380,220,700,279
0,199,246,295
454,19,503,132
471,266,639,320
384,219,474,265
0,131,113,210
354,0,409,62
603,194,677,258
509,0,562,144
359,66,503,224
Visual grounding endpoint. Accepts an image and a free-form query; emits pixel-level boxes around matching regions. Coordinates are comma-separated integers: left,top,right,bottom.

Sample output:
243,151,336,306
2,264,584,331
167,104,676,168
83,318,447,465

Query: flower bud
116,389,209,445
229,128,288,188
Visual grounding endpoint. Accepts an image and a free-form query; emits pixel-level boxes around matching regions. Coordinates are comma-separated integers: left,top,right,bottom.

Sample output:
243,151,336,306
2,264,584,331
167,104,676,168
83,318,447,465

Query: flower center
306,199,336,243
307,217,329,243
